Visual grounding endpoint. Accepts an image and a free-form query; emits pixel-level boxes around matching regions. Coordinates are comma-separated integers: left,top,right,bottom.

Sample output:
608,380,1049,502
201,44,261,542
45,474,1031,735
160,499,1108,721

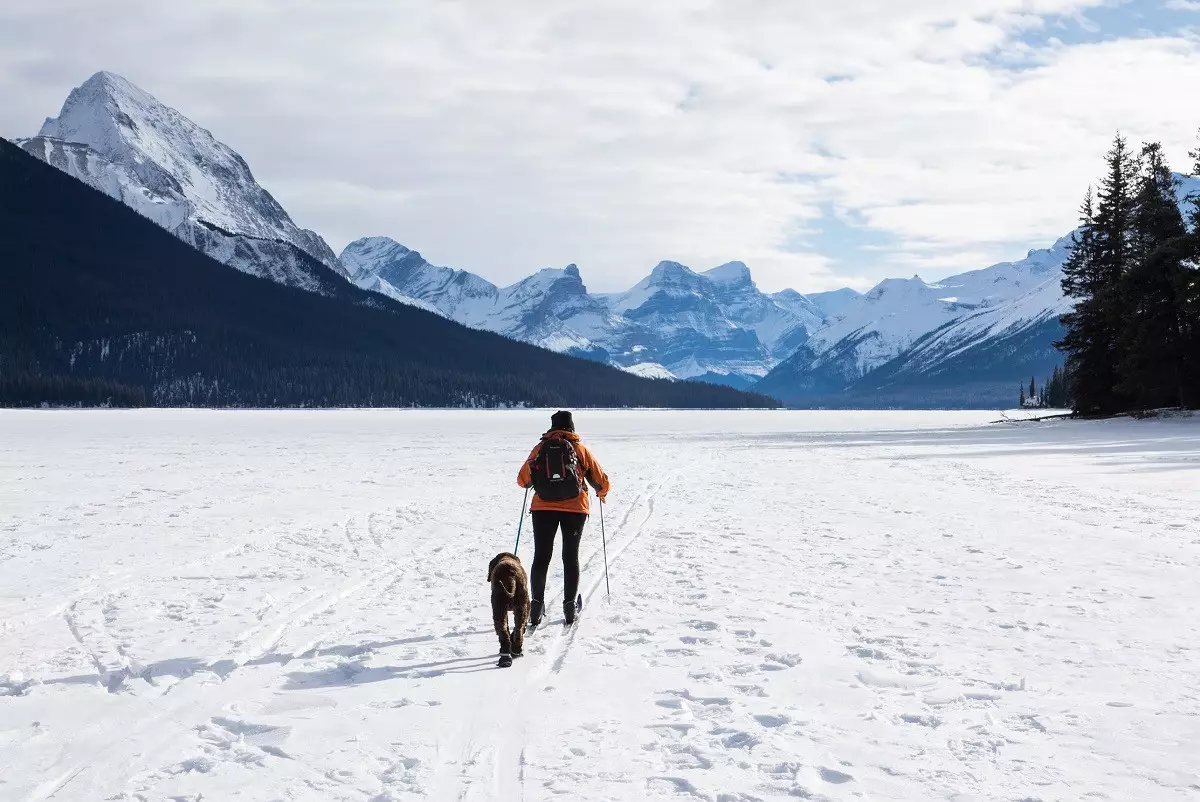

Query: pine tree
1117,142,1190,409
1177,133,1200,408
1044,364,1071,409
1056,135,1138,415
1056,188,1104,412
1020,385,1026,407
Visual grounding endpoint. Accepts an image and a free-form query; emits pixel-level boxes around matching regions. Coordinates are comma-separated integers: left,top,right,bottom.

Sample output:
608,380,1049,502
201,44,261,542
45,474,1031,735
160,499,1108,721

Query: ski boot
564,594,583,626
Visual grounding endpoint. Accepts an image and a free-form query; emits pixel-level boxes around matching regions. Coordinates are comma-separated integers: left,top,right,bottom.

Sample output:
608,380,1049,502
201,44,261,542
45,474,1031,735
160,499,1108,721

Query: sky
2,1,1200,294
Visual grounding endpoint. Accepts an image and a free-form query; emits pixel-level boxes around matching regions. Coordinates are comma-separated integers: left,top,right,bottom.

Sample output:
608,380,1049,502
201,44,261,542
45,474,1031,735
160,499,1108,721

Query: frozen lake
1,409,1198,800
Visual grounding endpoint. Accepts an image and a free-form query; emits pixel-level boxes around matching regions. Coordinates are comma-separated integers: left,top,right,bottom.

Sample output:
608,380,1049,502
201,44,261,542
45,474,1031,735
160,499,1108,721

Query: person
517,410,610,626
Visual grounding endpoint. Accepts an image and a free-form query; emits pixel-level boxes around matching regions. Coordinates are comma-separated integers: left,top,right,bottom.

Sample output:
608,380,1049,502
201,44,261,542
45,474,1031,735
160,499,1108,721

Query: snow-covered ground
2,410,1198,801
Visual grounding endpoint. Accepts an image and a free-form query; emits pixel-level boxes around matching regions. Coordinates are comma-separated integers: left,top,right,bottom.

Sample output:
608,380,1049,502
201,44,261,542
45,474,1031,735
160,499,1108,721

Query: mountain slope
770,288,830,330
18,71,348,292
604,261,774,381
759,174,1200,407
801,287,863,321
344,240,821,384
759,285,1069,408
341,237,500,324
340,238,632,356
0,139,776,410
757,235,1076,406
871,276,1070,382
808,236,1071,379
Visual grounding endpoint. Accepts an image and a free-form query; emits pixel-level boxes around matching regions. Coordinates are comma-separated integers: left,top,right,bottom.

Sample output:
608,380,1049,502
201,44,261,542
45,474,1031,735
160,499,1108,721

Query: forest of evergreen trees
0,140,777,410
1020,365,1071,409
1056,134,1200,415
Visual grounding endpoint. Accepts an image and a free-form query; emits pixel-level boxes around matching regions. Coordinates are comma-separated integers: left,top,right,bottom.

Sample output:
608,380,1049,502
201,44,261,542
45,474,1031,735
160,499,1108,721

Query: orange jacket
517,430,610,515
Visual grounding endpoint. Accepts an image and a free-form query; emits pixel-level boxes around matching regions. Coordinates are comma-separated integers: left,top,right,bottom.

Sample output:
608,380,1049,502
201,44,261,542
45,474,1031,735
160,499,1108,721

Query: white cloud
1165,0,1200,11
1,1,1195,294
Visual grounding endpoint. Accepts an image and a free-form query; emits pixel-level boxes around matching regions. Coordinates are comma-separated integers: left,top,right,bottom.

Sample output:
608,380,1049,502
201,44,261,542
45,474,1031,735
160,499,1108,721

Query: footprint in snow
849,645,889,660
664,647,700,657
662,742,713,770
764,653,803,668
646,776,705,797
684,620,720,632
753,713,790,728
819,767,854,784
733,684,767,698
899,713,942,728
717,729,761,750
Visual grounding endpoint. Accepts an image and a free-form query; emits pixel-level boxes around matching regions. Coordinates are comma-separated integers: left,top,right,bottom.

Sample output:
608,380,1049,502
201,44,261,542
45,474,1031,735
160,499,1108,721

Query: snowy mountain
341,240,820,385
756,237,1075,406
17,71,348,292
818,237,1069,379
799,287,863,321
1,137,775,410
602,260,818,383
771,287,831,327
343,224,1085,401
758,173,1200,406
340,237,497,323
344,224,1085,402
490,265,627,356
873,274,1071,381
23,73,1191,405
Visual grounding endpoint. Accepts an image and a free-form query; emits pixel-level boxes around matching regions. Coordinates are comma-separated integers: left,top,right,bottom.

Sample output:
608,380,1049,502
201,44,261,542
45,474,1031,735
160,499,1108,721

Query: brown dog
487,552,530,668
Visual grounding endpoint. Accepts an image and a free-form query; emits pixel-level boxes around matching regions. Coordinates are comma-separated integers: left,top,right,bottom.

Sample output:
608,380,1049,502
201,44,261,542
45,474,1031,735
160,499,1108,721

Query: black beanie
550,410,575,432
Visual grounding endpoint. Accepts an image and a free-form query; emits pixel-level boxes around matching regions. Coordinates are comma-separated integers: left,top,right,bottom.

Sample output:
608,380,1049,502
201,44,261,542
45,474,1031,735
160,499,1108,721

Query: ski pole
600,497,610,597
513,486,530,554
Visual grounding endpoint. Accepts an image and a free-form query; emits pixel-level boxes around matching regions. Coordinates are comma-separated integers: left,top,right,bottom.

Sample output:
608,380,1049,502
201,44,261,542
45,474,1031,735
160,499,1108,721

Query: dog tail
503,578,516,599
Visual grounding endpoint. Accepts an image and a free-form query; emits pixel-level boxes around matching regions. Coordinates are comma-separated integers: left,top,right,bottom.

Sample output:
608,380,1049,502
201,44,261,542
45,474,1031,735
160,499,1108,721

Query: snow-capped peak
647,260,698,283
501,264,590,305
34,70,344,276
511,263,583,287
40,71,160,160
703,261,753,286
862,275,934,302
340,236,413,280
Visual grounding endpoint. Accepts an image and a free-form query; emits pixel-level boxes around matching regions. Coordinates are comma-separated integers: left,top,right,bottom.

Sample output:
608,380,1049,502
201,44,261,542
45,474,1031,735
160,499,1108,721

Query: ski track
1,409,1199,801
484,476,672,802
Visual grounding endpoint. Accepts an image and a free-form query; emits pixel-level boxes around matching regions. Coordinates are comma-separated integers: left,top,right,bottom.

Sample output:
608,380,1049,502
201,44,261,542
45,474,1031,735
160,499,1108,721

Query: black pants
530,510,587,605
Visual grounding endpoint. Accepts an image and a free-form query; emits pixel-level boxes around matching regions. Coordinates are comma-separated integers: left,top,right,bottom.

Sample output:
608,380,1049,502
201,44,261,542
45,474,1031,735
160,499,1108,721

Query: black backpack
529,436,584,502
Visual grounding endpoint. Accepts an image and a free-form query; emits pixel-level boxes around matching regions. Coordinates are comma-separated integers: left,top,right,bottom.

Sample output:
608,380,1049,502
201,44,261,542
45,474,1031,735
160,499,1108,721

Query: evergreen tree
1044,364,1071,409
1177,133,1200,407
1056,188,1104,412
1019,385,1026,407
1057,134,1138,414
1117,142,1189,409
